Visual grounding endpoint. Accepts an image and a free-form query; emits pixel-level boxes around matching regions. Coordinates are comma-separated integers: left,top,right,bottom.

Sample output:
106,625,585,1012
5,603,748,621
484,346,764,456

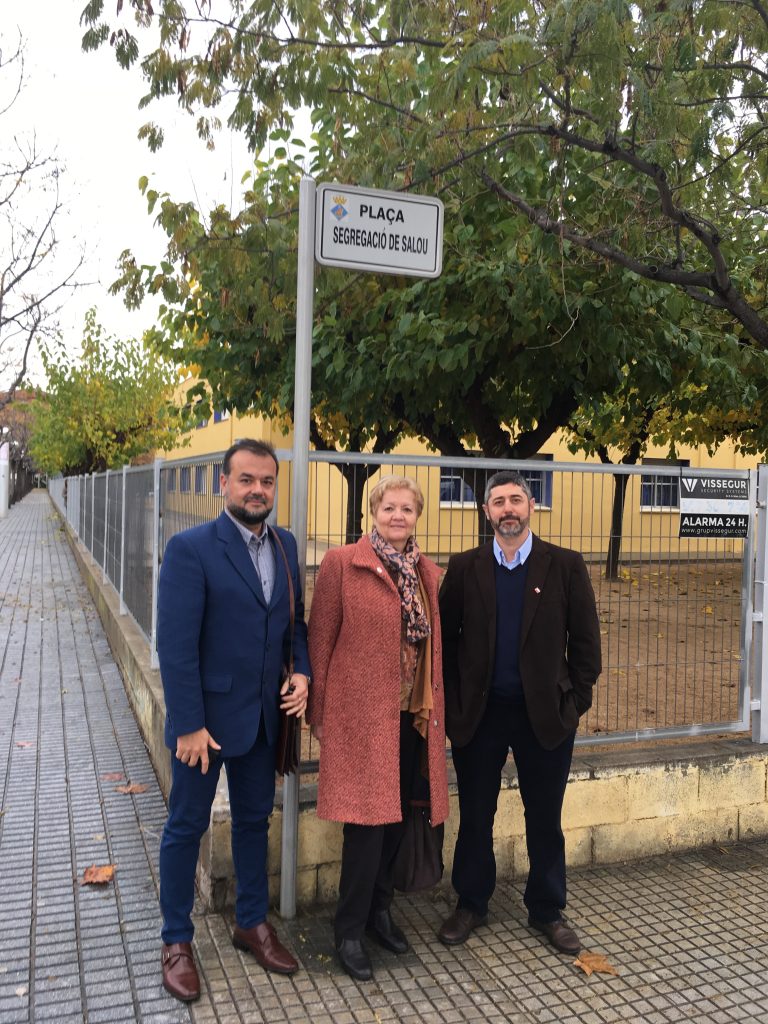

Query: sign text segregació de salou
314,183,444,278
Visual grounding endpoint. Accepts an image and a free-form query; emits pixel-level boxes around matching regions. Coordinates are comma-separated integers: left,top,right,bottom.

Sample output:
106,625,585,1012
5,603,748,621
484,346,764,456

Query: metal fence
48,451,757,750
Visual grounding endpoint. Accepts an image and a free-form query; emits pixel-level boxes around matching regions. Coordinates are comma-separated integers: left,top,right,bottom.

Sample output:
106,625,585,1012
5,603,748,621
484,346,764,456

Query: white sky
3,1,253,387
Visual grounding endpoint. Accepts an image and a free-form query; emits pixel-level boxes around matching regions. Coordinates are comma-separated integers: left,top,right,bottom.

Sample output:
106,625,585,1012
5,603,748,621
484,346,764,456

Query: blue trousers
451,696,575,923
159,732,276,944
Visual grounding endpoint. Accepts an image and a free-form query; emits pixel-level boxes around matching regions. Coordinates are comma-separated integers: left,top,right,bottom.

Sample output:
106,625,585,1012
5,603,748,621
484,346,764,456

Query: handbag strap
270,528,295,675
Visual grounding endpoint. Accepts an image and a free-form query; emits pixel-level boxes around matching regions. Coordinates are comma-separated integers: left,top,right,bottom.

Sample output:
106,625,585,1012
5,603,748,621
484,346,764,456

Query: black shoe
438,907,488,946
366,908,409,954
335,937,373,981
528,916,581,955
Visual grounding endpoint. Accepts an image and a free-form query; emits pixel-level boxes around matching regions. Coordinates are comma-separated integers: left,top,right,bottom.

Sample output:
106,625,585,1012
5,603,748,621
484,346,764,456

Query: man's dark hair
483,470,533,504
222,439,279,477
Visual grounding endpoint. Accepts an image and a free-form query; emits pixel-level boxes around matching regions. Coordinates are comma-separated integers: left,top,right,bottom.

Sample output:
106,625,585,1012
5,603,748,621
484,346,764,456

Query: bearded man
437,470,601,955
157,439,310,1001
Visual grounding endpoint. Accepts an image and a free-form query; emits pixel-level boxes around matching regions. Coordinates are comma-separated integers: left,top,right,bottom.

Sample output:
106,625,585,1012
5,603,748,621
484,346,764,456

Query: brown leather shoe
161,942,200,1002
528,916,581,954
232,921,299,974
438,907,488,946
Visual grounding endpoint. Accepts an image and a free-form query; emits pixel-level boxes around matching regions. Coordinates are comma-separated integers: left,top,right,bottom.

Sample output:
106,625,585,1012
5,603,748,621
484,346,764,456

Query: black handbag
392,799,444,893
272,532,300,777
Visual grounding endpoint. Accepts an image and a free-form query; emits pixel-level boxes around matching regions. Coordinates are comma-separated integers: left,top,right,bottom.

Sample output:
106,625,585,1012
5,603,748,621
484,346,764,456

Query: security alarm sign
678,476,749,538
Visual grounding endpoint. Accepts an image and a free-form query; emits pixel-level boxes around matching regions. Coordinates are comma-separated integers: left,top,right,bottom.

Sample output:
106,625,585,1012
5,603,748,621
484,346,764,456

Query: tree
0,387,37,503
567,323,768,577
112,159,716,542
82,0,768,349
0,33,82,411
81,0,768,549
29,310,191,475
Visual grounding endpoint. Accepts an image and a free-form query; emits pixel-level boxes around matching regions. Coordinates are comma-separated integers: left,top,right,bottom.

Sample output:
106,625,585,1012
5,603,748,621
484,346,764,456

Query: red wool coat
307,535,449,827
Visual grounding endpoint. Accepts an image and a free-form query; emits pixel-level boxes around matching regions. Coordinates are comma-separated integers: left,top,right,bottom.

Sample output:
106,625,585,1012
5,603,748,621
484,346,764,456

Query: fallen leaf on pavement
115,783,148,794
15,987,28,998
101,772,124,781
81,864,116,885
15,741,32,748
573,951,619,976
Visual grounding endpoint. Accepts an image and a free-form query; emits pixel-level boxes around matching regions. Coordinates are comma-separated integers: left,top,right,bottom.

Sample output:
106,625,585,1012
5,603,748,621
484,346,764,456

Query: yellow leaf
573,951,619,976
82,864,116,885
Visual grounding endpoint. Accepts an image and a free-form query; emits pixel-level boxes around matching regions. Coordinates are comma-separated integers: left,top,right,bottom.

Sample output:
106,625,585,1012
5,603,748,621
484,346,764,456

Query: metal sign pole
280,176,316,919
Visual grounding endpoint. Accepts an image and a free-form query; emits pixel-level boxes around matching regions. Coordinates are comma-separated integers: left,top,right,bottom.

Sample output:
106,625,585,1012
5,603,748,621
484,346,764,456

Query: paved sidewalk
2,492,768,1024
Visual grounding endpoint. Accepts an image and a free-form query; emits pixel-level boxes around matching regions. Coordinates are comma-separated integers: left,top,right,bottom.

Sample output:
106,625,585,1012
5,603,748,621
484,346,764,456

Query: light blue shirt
493,530,533,571
225,508,276,603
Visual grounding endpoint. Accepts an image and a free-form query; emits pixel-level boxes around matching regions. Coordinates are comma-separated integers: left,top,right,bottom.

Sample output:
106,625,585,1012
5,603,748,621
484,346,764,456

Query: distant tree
0,33,82,411
29,310,190,475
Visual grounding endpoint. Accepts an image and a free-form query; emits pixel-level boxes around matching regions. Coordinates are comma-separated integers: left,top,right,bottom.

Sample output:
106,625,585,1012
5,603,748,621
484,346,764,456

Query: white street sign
315,182,444,278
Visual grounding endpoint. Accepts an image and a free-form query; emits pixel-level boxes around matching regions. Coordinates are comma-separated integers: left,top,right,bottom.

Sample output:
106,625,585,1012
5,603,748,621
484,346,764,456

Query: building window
194,465,206,496
195,418,208,429
439,472,477,506
166,468,176,493
212,462,223,496
640,458,690,510
439,456,554,509
213,409,230,423
179,466,191,493
521,456,553,508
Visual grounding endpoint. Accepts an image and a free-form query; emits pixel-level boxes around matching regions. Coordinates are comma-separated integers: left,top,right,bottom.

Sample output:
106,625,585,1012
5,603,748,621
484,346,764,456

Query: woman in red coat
307,475,449,981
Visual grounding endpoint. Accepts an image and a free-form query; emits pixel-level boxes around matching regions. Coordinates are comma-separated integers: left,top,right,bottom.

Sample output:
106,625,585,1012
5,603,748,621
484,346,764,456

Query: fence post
150,458,163,670
752,464,768,742
739,469,758,732
103,470,110,584
89,473,95,554
119,465,127,616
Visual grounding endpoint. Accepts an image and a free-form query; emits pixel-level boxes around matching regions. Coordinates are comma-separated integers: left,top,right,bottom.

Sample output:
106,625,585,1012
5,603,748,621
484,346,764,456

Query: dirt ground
296,559,745,762
583,560,743,738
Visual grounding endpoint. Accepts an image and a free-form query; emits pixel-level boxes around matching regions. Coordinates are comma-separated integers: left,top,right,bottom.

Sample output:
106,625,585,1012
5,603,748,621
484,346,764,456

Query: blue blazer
157,512,310,756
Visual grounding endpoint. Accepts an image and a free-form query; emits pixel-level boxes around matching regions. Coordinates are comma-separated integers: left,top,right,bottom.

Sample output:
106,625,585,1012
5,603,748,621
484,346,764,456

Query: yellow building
163,378,756,565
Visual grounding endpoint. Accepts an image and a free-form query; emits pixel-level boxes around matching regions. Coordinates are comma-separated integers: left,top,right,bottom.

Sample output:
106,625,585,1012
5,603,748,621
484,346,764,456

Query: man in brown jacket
438,470,601,954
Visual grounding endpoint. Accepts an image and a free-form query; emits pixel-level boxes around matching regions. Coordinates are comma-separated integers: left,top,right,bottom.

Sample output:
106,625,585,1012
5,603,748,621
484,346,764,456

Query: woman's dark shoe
366,908,409,954
335,937,373,981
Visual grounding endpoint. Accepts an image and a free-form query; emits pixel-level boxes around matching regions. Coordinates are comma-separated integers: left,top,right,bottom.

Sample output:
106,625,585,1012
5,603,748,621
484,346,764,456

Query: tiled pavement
2,491,768,1024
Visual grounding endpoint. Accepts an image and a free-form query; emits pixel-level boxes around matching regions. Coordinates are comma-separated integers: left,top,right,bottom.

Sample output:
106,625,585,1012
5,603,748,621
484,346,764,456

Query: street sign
678,475,750,538
314,182,444,278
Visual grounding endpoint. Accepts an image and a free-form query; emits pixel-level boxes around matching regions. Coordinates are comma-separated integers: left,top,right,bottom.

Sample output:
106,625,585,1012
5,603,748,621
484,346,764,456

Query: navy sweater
491,558,529,700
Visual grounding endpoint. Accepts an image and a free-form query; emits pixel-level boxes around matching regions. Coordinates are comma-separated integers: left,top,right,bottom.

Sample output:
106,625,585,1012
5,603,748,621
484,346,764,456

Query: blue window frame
179,466,191,493
194,465,206,495
640,459,689,510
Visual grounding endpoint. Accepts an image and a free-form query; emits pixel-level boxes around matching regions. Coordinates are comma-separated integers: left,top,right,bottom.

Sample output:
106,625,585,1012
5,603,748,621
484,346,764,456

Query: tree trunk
334,462,383,545
605,472,630,580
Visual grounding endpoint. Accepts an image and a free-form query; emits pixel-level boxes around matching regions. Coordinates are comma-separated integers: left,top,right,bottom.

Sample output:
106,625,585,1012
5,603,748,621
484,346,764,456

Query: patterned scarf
370,527,431,644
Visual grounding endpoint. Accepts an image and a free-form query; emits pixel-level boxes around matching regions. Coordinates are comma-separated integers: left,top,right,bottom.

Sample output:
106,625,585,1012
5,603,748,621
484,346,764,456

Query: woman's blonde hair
368,475,425,517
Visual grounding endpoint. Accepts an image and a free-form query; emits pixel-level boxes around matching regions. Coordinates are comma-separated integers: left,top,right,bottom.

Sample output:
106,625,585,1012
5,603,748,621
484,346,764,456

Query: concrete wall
64,512,768,911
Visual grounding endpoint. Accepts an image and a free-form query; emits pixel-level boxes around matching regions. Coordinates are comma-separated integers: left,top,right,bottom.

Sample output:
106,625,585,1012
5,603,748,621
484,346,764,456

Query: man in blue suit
157,439,310,1002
